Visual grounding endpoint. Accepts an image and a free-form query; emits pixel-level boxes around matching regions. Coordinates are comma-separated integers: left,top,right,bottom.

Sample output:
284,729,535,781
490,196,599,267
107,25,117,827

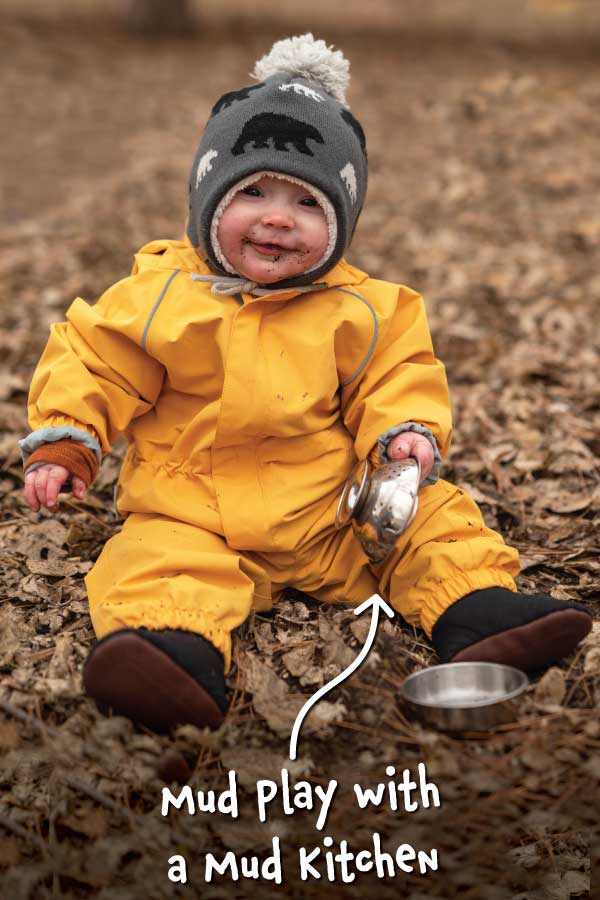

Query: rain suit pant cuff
430,587,592,672
92,609,233,672
414,571,518,638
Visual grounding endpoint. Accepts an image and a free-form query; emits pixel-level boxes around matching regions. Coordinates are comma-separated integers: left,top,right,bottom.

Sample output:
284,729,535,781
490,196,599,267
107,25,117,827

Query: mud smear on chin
240,244,311,279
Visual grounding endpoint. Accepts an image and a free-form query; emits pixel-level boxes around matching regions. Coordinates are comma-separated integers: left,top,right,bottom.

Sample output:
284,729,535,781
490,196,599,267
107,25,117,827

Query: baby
21,35,591,733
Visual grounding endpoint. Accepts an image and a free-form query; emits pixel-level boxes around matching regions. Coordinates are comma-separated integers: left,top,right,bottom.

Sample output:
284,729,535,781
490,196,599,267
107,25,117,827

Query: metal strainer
335,458,420,564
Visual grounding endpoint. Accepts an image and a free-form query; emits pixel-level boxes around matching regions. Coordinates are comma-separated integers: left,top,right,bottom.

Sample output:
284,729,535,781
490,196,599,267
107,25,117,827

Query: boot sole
83,632,226,733
451,609,592,672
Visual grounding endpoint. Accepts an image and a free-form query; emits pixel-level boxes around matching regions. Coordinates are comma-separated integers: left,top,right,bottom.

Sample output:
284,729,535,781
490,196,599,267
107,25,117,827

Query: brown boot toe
451,609,592,672
83,631,226,733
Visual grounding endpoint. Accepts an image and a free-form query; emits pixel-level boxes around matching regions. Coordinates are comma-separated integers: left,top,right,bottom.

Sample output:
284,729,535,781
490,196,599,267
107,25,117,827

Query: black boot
431,587,592,672
83,627,229,733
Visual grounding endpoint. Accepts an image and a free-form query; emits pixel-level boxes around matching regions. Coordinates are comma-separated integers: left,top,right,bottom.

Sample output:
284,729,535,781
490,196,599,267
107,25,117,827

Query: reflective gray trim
378,422,442,486
19,426,102,465
141,269,181,351
334,288,379,387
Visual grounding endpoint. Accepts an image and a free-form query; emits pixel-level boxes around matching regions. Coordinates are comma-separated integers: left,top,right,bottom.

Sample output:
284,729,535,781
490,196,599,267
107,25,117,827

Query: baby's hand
24,464,86,513
387,432,434,484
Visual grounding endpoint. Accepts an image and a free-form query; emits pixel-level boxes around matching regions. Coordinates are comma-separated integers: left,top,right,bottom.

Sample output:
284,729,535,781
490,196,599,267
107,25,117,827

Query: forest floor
0,6,598,899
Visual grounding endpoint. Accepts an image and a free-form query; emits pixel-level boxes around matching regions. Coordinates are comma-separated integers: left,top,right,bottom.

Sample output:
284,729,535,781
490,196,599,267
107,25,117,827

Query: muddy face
216,175,330,283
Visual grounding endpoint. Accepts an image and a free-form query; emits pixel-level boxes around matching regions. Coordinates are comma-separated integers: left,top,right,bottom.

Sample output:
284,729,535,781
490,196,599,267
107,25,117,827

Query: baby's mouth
249,240,294,256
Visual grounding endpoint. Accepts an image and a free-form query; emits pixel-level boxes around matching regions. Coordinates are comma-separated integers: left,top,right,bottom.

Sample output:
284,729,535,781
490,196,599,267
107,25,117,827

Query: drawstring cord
191,273,327,297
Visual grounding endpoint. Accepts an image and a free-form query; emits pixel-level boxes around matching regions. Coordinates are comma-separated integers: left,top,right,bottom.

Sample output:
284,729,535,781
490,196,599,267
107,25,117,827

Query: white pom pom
252,33,350,106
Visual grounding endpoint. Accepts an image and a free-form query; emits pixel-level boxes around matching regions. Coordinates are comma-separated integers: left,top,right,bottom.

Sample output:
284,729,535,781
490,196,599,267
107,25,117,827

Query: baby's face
216,175,329,284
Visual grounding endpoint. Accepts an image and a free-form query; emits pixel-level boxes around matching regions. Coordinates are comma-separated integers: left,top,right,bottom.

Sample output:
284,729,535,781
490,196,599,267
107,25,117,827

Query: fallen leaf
26,557,91,577
0,605,20,665
219,747,312,789
0,720,20,751
282,643,316,677
319,618,356,673
508,842,541,869
243,654,347,738
542,870,590,900
534,668,566,707
0,836,20,867
58,806,109,840
47,633,74,678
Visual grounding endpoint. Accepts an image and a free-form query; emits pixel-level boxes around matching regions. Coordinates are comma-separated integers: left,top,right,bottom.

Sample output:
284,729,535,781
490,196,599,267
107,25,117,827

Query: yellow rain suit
24,240,519,668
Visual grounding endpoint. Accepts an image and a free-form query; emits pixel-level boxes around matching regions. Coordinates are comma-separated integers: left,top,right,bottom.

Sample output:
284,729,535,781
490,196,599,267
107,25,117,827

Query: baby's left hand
387,432,434,484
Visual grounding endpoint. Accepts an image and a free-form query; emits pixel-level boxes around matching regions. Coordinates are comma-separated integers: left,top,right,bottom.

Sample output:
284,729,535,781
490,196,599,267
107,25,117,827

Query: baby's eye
242,186,261,197
300,197,318,207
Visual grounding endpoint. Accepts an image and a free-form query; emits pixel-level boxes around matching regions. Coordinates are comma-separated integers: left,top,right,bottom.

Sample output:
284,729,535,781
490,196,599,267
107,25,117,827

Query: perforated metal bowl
335,458,420,563
399,662,529,731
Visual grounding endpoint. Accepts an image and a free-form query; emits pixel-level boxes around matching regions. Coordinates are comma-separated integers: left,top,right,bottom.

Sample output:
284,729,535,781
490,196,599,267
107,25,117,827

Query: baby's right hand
24,464,86,513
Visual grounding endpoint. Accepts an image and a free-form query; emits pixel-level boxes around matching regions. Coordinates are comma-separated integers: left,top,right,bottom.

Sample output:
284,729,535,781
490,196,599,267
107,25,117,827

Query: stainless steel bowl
399,662,529,732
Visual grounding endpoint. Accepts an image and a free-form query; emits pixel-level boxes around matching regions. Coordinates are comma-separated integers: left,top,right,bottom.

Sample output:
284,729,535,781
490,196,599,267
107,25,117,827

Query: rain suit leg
85,481,519,672
253,479,520,638
376,479,521,635
85,513,273,671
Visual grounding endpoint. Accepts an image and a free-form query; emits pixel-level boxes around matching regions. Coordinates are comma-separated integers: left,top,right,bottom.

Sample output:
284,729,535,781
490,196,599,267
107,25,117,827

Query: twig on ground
0,807,48,854
0,696,58,738
61,773,136,826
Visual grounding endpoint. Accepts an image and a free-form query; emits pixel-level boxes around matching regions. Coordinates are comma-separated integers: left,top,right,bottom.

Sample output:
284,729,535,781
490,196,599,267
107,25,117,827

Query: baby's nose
261,208,294,228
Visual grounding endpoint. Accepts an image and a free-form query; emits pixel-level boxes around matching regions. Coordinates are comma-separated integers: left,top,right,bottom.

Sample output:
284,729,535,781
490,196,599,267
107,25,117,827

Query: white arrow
289,593,395,761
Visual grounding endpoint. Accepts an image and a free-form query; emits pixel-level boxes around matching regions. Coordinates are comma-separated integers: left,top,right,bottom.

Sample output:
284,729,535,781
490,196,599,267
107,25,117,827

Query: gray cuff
377,422,441,486
19,426,102,466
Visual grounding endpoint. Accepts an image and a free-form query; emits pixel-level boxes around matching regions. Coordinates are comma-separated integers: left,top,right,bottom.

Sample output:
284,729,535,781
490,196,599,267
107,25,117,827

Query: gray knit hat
187,34,368,288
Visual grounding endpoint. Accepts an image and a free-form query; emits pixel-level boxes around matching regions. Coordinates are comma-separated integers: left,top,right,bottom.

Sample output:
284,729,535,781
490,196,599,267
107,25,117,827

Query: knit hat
187,34,368,288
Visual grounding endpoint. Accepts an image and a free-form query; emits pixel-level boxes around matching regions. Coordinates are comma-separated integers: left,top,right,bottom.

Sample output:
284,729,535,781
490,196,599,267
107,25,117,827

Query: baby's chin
235,259,309,285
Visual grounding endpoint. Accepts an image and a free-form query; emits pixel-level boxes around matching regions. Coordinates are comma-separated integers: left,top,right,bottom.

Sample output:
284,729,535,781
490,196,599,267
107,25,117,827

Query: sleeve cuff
377,422,442,486
23,440,99,488
19,426,102,466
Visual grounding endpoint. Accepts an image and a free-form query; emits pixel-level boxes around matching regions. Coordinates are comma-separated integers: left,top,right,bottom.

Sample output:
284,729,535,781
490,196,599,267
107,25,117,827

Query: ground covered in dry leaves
0,6,598,899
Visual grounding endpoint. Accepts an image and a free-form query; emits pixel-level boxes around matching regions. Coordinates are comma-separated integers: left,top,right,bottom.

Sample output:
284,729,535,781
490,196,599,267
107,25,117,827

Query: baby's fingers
48,468,72,508
31,467,51,510
24,465,73,513
386,432,434,483
71,476,87,500
387,432,419,460
24,473,41,512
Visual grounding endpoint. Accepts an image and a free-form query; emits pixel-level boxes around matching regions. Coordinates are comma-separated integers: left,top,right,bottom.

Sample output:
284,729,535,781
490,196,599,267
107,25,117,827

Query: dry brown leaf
542,870,590,900
0,720,21,751
219,747,313,789
251,619,278,655
243,653,347,738
281,643,315,677
534,668,566,707
527,478,596,514
47,633,74,679
58,805,110,840
25,557,92,577
508,842,541,870
319,618,356,674
242,653,304,736
14,520,69,560
0,835,21,868
0,605,21,666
